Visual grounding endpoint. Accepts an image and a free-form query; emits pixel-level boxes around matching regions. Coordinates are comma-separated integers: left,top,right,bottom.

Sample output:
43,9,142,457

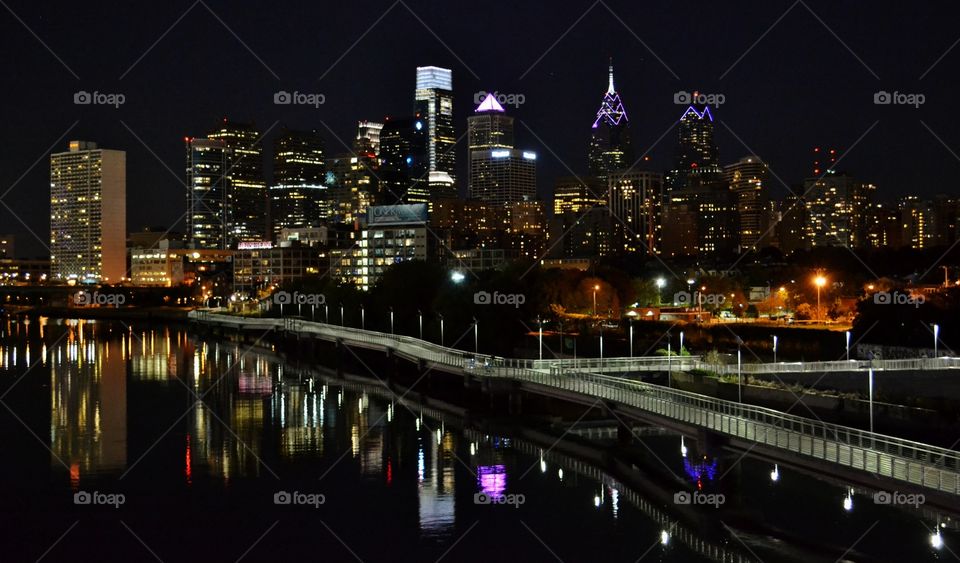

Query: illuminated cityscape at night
2,2,960,561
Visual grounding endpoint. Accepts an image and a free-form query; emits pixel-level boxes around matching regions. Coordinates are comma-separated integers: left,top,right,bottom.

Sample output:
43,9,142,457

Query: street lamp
656,277,666,304
360,304,365,330
538,316,543,360
593,284,600,317
845,330,851,361
814,273,827,322
868,367,875,433
628,316,634,357
473,317,478,354
679,331,684,358
418,309,423,340
666,332,672,387
390,306,395,335
933,323,940,358
340,303,344,327
772,335,778,363
599,324,604,362
736,336,744,403
439,313,445,346
325,303,329,323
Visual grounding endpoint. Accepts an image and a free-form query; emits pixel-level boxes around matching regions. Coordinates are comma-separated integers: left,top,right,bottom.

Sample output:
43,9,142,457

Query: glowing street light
538,316,543,360
593,284,600,317
845,330,851,361
770,464,780,482
933,323,940,358
450,271,465,283
418,309,423,340
814,273,827,322
360,304,365,330
772,335,778,363
389,306,395,335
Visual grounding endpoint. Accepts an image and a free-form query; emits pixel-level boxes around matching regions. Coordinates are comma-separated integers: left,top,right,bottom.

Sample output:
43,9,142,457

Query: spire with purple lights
592,58,628,129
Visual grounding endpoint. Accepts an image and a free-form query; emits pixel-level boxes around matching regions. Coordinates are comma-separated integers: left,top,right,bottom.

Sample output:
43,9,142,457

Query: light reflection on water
1,319,957,562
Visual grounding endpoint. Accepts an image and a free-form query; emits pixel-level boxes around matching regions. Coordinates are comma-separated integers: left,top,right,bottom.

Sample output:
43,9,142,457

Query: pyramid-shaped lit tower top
592,60,628,128
475,92,506,113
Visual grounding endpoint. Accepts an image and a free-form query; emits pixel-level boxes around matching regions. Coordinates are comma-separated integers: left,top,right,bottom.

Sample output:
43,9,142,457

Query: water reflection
0,320,956,561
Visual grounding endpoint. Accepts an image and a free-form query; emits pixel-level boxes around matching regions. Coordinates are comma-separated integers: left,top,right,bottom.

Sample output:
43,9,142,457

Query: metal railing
189,310,960,495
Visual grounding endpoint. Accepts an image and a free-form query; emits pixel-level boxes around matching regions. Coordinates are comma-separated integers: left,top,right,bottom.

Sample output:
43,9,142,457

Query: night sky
2,0,958,258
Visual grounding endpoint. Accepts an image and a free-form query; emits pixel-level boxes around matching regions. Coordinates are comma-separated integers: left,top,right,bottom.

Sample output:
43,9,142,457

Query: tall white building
50,140,126,282
415,66,456,196
467,93,536,205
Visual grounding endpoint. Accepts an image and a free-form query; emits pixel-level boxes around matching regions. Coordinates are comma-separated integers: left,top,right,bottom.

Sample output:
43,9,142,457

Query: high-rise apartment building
804,171,875,248
50,140,126,282
724,156,771,251
607,169,663,254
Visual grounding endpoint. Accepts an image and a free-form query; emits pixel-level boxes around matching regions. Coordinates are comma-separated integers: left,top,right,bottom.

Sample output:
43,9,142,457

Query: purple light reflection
477,464,507,497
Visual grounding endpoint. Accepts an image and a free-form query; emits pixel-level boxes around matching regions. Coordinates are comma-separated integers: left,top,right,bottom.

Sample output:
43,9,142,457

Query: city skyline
2,1,959,258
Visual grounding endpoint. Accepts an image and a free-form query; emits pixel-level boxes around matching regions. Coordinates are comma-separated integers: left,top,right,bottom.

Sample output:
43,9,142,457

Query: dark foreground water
0,317,955,562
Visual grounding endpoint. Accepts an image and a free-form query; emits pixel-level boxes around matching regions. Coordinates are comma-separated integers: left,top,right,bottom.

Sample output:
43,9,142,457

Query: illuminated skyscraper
608,169,663,254
379,114,429,204
804,171,875,248
185,137,230,250
468,93,536,205
724,156,771,251
208,119,267,243
415,66,456,195
588,60,633,184
355,121,384,156
270,128,327,239
553,176,604,215
666,102,721,192
50,140,126,282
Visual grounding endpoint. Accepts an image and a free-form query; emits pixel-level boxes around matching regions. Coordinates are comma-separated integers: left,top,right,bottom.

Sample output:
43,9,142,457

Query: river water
0,317,954,562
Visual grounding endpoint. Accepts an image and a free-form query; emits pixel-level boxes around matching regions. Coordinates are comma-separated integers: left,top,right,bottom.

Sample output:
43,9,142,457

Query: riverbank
8,305,192,322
